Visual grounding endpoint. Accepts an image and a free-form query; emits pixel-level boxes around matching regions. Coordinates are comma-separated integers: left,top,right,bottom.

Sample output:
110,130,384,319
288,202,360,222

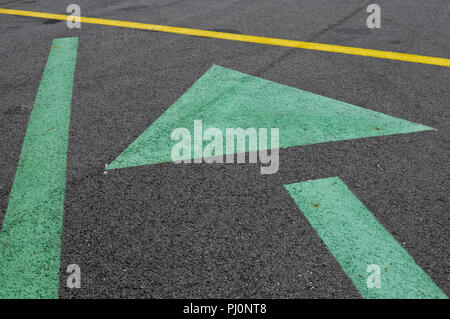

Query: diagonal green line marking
0,37,78,299
284,177,447,299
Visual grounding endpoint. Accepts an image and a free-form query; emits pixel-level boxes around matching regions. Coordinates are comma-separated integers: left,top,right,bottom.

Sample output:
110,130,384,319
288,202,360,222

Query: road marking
108,65,432,170
1,8,450,67
284,177,447,299
0,37,78,298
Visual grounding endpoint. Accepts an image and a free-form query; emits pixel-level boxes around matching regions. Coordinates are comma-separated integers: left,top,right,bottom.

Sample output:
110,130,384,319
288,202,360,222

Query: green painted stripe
284,177,447,299
0,38,78,299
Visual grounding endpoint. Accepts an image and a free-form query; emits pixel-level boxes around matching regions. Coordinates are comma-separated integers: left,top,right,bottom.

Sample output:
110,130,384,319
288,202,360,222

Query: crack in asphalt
254,1,372,77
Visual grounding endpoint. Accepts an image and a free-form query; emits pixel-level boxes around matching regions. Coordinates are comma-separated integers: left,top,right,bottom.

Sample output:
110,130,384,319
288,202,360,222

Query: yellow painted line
1,8,450,67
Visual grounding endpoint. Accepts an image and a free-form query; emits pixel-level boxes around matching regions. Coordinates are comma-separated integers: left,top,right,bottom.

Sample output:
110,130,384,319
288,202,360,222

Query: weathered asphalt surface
0,0,449,298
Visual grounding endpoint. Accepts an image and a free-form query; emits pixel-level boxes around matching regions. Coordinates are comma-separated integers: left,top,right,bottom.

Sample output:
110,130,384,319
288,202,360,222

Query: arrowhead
107,65,433,170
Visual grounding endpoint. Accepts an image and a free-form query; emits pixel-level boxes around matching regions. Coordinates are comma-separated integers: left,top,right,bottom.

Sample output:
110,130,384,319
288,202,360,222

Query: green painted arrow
284,177,447,299
107,65,433,170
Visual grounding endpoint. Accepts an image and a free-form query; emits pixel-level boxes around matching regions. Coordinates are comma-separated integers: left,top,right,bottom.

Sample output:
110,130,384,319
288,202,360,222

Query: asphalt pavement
0,0,449,298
